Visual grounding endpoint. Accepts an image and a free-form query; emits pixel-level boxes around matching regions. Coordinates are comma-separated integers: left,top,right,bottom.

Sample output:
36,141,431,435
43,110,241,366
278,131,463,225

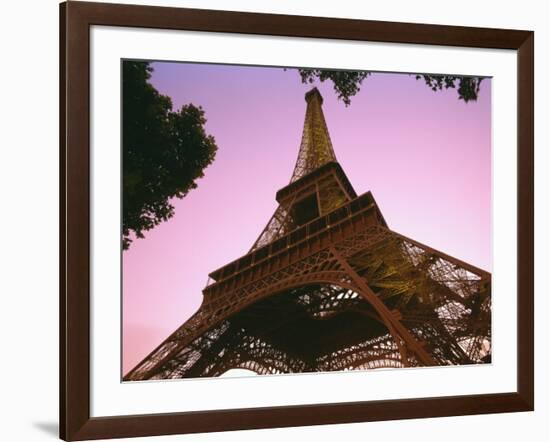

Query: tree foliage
414,74,483,102
297,68,484,105
298,69,371,106
123,61,218,250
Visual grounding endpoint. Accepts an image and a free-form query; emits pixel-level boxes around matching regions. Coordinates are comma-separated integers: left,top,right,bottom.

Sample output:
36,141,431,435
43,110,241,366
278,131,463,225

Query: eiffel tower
125,87,491,380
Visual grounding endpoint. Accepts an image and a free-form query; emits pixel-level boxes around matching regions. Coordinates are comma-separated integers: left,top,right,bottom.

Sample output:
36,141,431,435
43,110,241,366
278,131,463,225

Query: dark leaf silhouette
297,68,484,105
123,61,218,250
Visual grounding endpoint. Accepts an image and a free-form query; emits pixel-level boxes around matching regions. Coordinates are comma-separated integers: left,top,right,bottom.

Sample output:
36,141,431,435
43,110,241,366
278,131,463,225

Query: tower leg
330,246,437,367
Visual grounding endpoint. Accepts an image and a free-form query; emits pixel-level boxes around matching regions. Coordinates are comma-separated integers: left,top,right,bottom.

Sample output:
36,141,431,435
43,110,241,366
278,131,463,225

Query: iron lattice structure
125,87,491,381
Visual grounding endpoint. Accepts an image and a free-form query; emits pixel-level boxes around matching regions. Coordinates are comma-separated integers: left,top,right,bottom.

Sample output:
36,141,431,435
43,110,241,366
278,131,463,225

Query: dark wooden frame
60,1,534,440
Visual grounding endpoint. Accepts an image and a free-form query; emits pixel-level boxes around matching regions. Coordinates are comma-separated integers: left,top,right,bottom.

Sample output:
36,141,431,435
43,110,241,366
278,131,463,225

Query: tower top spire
305,87,324,105
289,87,337,182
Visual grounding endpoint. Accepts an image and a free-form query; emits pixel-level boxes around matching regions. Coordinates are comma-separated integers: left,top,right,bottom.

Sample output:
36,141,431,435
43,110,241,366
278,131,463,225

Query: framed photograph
60,1,534,440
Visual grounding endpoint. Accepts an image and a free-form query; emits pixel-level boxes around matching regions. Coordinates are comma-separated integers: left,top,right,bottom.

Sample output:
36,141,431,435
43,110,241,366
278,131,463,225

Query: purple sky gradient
122,62,492,375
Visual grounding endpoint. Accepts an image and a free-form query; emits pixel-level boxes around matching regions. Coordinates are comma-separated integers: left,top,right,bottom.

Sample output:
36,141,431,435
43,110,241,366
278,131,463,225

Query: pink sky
122,62,492,375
